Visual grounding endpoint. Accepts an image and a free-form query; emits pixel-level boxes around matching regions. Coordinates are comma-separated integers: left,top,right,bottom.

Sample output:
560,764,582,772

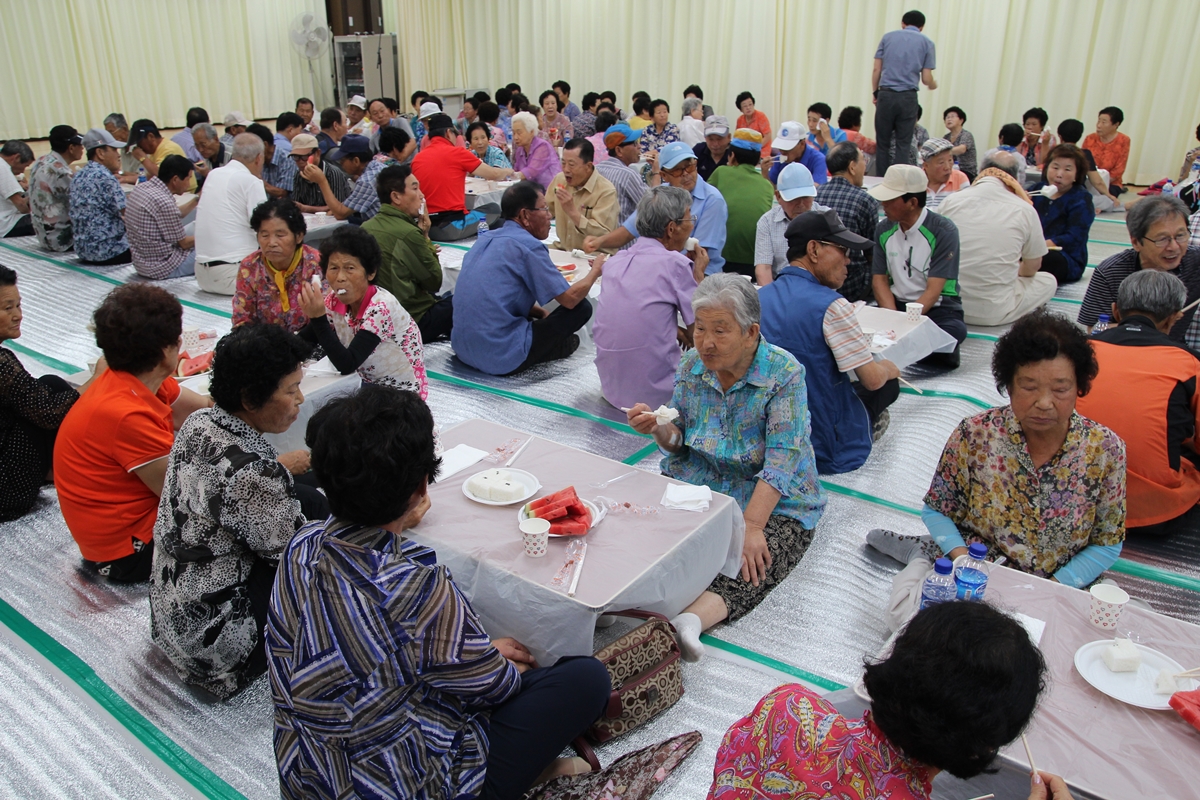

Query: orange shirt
54,370,180,562
1082,131,1130,186
1077,319,1200,527
737,110,772,144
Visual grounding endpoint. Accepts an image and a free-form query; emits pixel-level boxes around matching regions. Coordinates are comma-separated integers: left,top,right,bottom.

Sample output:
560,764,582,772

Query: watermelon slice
549,518,589,536
177,350,214,377
527,501,570,521
527,486,579,511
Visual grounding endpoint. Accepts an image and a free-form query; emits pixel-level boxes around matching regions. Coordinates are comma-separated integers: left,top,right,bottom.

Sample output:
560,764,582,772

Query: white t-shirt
0,166,25,236
938,177,1048,323
194,160,267,264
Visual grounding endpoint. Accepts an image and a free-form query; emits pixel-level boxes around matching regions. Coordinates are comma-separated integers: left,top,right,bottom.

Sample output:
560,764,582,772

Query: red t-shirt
411,136,482,214
54,370,180,562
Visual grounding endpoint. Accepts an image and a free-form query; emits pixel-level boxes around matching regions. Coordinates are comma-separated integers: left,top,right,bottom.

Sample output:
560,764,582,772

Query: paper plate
547,249,583,269
516,498,603,536
1074,640,1198,710
461,468,540,506
852,674,871,704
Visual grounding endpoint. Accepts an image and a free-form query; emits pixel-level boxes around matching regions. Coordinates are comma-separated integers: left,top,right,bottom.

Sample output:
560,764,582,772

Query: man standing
69,128,129,265
709,129,774,277
767,121,829,185
869,164,965,367
125,155,198,280
221,111,250,146
194,134,268,295
411,113,514,240
362,164,454,342
452,181,603,374
693,115,734,182
28,125,83,252
817,142,881,302
596,123,652,224
546,138,619,254
289,134,350,213
873,9,937,174
754,163,826,285
191,123,231,187
316,107,346,155
760,209,900,470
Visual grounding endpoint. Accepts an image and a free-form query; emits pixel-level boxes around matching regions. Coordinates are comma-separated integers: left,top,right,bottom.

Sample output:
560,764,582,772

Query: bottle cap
967,542,989,560
933,557,953,575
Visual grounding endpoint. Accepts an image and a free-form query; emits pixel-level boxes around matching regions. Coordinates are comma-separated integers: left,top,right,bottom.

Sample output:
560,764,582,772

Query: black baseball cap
785,209,873,255
127,119,161,149
48,125,83,151
426,113,455,135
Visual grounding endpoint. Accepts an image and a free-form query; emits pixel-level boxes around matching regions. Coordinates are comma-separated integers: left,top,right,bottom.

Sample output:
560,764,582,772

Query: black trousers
1128,503,1200,537
918,303,968,369
417,295,455,342
4,215,34,237
241,556,281,682
293,471,331,521
854,378,900,426
507,300,592,374
874,89,919,175
79,249,132,266
480,656,611,800
1039,250,1079,284
85,538,155,583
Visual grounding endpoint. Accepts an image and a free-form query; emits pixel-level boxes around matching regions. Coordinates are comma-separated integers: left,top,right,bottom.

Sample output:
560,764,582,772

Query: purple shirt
512,136,562,191
593,237,698,409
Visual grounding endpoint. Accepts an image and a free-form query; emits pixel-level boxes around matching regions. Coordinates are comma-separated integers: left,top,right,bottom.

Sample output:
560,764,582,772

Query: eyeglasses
1142,232,1189,248
674,215,699,225
663,162,697,175
288,153,314,163
818,240,849,255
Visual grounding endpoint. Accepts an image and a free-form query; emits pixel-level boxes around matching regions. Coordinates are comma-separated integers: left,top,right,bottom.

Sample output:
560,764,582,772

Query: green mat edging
701,633,847,691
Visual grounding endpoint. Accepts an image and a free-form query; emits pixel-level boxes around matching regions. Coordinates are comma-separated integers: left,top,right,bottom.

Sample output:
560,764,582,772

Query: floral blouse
232,245,325,334
924,405,1126,578
640,122,682,155
326,285,429,399
28,151,74,252
709,684,932,800
662,339,825,528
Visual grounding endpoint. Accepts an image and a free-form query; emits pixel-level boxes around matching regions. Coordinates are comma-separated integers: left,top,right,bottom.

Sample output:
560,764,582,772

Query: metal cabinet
333,34,397,107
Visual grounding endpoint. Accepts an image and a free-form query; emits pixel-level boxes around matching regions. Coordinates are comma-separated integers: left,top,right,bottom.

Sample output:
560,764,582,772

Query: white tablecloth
464,177,512,210
854,305,958,370
303,213,346,245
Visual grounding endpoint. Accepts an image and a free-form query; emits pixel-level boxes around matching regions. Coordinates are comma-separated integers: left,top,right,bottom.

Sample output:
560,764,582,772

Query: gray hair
980,149,1021,178
0,140,34,164
634,186,692,239
103,112,128,131
692,272,760,331
511,111,538,134
191,122,218,141
230,132,264,163
1126,194,1190,241
1117,268,1187,321
682,97,702,117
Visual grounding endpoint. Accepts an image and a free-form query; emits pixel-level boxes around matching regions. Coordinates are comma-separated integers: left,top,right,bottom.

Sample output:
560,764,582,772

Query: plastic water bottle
1163,181,1175,198
919,558,957,609
137,165,147,183
1094,314,1110,333
954,543,991,601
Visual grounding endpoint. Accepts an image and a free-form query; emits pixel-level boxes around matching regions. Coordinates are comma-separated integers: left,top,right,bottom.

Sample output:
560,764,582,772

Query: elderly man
296,97,318,134
28,125,84,252
710,129,775,277
596,122,652,224
411,113,514,240
817,142,881,302
289,133,350,213
869,164,966,367
69,128,129,265
125,155,197,280
325,132,372,181
0,141,34,238
546,138,619,253
171,107,209,162
760,209,900,470
769,119,830,186
103,113,141,184
584,141,728,275
346,95,371,135
246,123,295,200
315,128,415,222
367,98,415,158
981,123,1027,186
873,9,937,174
127,119,190,185
191,122,231,187
1079,195,1200,346
754,163,828,285
1075,270,1200,537
193,134,268,295
221,111,250,146
921,137,970,210
938,150,1054,327
316,107,346,155
274,112,304,157
693,115,734,182
452,181,603,375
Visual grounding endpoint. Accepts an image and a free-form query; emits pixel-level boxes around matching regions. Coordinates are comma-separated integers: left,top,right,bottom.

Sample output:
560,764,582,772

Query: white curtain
1,0,334,140
383,0,1200,185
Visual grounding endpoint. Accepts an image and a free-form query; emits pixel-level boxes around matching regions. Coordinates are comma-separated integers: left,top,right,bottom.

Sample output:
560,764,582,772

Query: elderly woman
640,99,681,157
595,187,706,410
267,385,611,800
538,90,574,146
466,121,512,169
628,273,824,661
710,601,1049,800
150,323,329,698
298,226,428,397
0,264,106,519
1032,144,1096,284
573,92,601,140
679,97,706,147
511,111,562,191
734,91,772,145
869,311,1126,630
232,199,324,333
54,284,212,582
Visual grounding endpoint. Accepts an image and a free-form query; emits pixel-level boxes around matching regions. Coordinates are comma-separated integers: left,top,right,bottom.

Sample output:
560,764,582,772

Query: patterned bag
587,610,683,743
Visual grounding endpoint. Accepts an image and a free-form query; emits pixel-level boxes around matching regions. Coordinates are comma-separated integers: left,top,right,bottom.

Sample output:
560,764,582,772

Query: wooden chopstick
899,376,924,394
1021,734,1039,777
1182,296,1200,314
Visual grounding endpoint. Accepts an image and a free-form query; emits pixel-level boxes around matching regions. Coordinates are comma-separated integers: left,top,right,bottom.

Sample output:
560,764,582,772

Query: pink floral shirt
326,285,428,399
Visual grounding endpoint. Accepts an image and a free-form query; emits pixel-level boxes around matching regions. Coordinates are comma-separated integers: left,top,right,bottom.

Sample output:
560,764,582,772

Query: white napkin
304,356,341,376
661,483,712,512
439,444,489,479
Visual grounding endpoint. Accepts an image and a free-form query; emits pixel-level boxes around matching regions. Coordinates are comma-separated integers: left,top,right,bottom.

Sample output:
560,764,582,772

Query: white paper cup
905,302,923,323
181,327,201,353
520,517,550,557
1089,584,1130,630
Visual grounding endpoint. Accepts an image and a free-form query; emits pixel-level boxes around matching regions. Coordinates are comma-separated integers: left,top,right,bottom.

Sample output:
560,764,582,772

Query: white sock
670,612,704,663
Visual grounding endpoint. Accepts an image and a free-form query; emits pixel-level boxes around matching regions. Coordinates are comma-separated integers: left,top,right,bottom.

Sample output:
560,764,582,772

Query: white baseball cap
418,101,441,120
223,111,251,127
867,165,928,201
348,95,367,110
771,121,805,151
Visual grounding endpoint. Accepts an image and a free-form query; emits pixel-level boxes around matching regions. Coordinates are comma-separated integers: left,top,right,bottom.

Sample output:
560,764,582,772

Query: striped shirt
823,297,874,372
345,154,398,220
596,157,649,223
262,148,298,196
291,160,351,207
125,177,189,280
1078,247,1200,349
753,202,829,278
267,518,521,800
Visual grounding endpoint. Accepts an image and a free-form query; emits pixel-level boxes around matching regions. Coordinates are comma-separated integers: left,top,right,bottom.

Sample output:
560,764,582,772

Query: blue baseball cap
776,163,817,201
659,141,696,170
327,133,371,162
602,122,641,148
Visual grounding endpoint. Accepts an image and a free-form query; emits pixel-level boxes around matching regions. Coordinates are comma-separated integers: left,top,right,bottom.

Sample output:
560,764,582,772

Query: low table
303,212,346,245
854,305,958,370
406,419,745,664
